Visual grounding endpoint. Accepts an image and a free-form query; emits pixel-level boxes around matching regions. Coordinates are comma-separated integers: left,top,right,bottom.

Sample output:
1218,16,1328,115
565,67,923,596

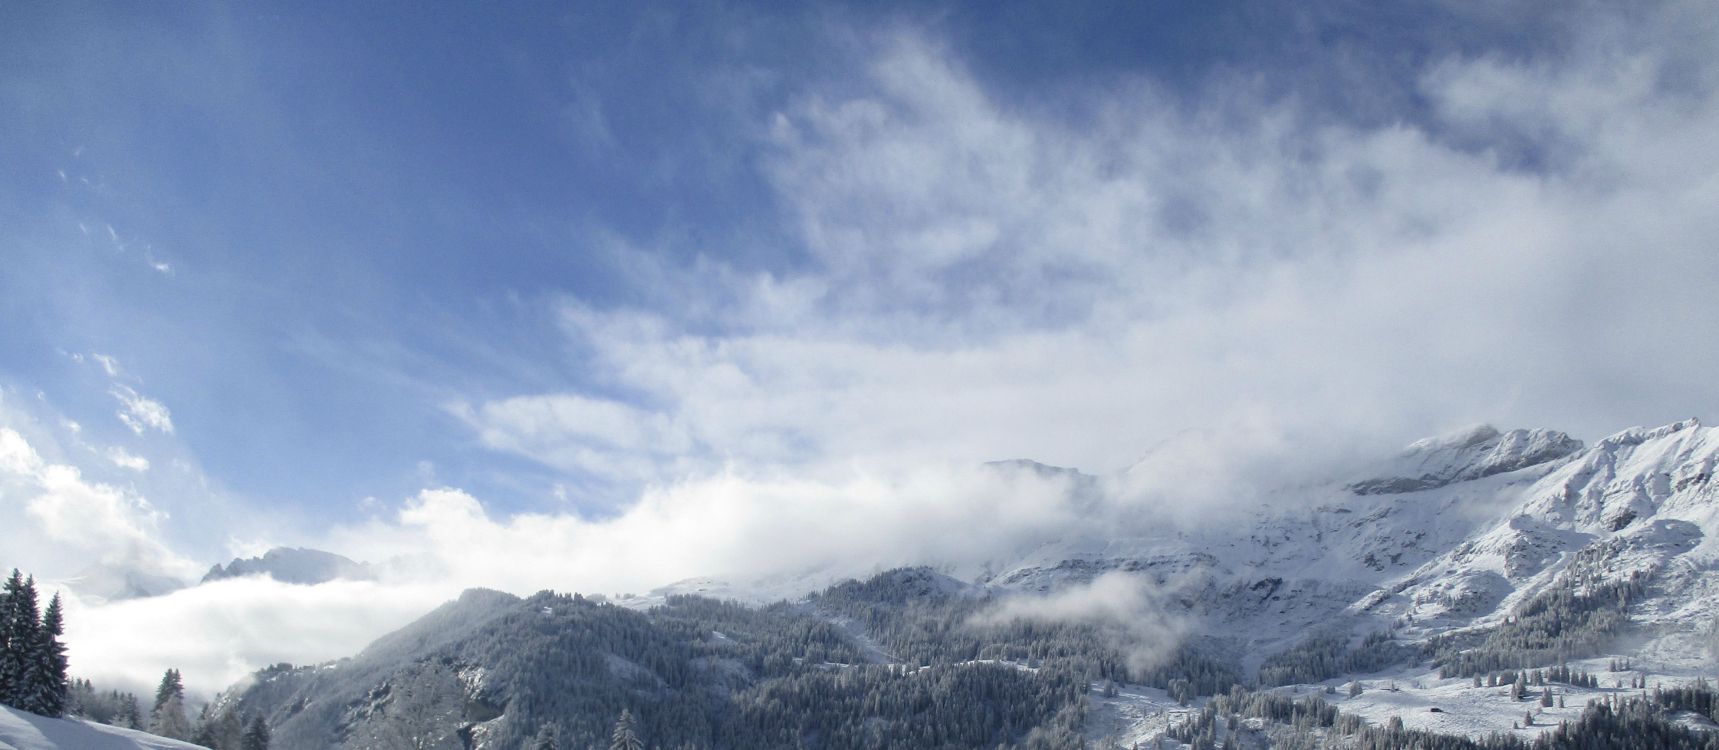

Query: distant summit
1347,425,1583,495
202,547,374,585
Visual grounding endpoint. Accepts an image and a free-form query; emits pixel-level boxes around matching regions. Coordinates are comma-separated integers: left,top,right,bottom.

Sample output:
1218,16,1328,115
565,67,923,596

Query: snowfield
0,705,204,750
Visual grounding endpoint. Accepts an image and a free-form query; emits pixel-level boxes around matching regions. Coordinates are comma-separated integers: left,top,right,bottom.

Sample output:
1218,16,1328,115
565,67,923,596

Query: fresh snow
0,705,204,750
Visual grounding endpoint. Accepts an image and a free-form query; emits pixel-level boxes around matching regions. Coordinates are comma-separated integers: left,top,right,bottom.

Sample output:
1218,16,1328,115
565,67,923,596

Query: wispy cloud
464,8,1719,498
106,446,150,472
110,385,174,435
91,352,122,377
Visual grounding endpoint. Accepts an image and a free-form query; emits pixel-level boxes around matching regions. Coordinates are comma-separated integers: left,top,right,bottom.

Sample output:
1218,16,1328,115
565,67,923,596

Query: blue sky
5,1,1719,678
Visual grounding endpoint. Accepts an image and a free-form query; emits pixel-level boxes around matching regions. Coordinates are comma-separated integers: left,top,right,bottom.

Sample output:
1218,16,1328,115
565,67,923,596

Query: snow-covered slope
210,418,1719,748
0,705,204,750
1363,419,1719,653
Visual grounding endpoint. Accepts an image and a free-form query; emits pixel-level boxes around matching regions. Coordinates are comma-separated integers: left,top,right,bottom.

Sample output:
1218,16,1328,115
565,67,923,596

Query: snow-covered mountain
209,418,1719,749
201,547,374,586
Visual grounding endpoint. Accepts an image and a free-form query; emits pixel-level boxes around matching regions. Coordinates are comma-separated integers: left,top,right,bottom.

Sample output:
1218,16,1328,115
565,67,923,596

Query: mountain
201,547,374,586
214,418,1719,748
0,704,204,750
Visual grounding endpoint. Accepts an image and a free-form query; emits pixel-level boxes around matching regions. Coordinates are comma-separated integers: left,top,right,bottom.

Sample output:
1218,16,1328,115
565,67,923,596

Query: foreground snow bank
0,705,205,750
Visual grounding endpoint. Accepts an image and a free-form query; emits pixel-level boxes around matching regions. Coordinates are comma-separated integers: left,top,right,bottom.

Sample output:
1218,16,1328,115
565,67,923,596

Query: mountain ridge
210,417,1719,749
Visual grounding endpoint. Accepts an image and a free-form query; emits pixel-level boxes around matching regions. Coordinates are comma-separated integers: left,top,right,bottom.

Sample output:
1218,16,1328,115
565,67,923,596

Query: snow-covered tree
610,708,644,750
532,723,559,750
31,593,68,717
0,569,40,710
150,668,191,740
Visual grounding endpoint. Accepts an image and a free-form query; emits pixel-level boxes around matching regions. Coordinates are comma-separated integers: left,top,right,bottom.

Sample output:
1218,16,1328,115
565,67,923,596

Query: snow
0,706,205,750
1084,683,1204,748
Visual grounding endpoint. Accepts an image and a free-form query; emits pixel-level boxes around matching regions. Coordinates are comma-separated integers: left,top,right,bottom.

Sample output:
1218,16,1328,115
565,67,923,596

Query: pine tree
215,708,246,750
32,593,68,717
610,709,644,750
118,692,143,729
241,713,271,750
0,570,41,710
191,720,221,748
533,723,560,750
150,669,190,740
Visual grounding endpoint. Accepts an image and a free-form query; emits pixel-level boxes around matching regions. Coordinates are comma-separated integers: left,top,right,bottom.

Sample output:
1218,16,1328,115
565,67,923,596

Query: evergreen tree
610,708,644,750
32,593,68,717
0,570,41,710
215,708,246,750
150,669,191,740
533,723,560,750
241,713,271,750
153,668,183,714
191,720,221,748
118,692,143,729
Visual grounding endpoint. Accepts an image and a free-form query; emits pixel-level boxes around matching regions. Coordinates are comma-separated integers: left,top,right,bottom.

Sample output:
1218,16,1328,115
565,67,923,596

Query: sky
3,0,1719,694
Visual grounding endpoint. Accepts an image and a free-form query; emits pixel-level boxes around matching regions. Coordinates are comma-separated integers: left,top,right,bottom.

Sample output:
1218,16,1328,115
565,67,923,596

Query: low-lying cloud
971,572,1189,673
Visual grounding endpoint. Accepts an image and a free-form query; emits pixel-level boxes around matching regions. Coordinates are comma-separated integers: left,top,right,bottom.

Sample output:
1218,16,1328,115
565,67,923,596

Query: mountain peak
1348,426,1583,495
202,547,375,585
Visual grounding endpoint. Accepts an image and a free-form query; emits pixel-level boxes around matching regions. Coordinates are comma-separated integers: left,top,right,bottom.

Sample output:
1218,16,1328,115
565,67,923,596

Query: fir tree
118,692,143,729
242,713,271,750
191,720,221,748
533,723,560,750
150,669,191,740
0,570,40,710
610,708,644,750
32,593,68,717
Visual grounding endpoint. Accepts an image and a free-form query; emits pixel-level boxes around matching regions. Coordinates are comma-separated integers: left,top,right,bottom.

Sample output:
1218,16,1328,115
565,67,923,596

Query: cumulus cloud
971,572,1188,672
0,427,193,579
111,385,174,435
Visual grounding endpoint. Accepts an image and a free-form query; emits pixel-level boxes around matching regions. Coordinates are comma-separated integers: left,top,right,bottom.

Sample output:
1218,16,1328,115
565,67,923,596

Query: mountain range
176,417,1719,748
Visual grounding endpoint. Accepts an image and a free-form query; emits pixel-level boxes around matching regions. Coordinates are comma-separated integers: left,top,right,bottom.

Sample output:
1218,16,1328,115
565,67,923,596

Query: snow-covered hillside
207,418,1719,748
0,705,204,750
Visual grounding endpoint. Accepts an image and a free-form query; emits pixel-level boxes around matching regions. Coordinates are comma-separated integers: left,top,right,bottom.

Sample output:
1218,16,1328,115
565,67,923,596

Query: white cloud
105,446,150,472
451,394,698,484
91,352,122,377
971,572,1189,671
0,427,192,578
465,9,1719,496
328,462,1088,598
59,578,445,697
111,385,174,435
